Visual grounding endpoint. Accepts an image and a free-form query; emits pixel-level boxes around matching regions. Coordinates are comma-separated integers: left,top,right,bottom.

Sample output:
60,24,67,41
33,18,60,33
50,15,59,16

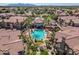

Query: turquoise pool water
31,29,47,40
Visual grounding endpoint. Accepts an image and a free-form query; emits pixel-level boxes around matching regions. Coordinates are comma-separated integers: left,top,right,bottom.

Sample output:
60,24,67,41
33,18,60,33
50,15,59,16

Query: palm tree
50,31,59,55
22,17,33,30
46,15,52,25
27,17,33,29
51,31,56,41
26,37,38,55
20,33,31,55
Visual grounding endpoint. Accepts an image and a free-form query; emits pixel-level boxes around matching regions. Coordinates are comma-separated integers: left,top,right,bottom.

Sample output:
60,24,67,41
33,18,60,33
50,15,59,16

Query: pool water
31,29,47,40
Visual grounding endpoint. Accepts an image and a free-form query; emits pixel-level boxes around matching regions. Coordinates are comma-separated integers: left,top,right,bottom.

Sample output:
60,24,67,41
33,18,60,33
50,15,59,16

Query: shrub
40,50,48,55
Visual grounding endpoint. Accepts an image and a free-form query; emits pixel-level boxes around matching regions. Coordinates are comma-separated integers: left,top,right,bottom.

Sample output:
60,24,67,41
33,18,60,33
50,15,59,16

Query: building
0,29,24,55
55,26,79,54
58,16,79,27
32,17,45,29
0,16,26,30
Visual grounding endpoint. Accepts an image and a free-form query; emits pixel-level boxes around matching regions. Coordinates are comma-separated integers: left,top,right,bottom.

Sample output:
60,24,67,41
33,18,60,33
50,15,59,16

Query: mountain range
7,3,35,6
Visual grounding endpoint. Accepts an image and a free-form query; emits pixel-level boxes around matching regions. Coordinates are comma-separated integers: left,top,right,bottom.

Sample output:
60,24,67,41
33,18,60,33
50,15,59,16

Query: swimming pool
31,29,47,40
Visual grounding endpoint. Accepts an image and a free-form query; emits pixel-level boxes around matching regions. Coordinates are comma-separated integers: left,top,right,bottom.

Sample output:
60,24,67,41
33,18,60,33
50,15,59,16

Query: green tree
46,15,52,25
67,10,73,16
52,14,58,22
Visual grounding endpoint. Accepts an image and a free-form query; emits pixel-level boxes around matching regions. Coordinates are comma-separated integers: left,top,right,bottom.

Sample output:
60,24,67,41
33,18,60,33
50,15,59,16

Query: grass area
40,50,49,55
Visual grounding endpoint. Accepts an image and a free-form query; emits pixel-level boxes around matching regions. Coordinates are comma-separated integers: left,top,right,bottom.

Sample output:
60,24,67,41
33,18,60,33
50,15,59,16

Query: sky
0,0,79,6
0,0,79,3
34,3,79,6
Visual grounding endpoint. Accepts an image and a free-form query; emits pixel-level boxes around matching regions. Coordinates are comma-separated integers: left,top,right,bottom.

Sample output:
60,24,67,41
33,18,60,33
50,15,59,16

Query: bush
20,33,27,43
31,51,36,55
40,50,48,55
54,27,60,32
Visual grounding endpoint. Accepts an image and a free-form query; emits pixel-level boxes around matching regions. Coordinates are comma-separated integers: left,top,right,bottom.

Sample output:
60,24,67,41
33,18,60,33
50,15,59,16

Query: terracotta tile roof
55,27,79,53
59,16,79,23
0,29,24,55
0,16,26,23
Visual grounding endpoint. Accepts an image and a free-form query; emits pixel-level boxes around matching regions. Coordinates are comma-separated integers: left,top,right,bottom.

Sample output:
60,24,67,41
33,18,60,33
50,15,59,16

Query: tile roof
0,16,26,23
59,16,79,23
0,29,24,55
55,27,79,53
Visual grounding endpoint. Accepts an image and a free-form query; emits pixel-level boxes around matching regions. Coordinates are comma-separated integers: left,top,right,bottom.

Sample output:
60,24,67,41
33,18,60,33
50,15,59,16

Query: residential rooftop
0,29,24,55
0,16,26,23
59,16,79,23
55,26,79,54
